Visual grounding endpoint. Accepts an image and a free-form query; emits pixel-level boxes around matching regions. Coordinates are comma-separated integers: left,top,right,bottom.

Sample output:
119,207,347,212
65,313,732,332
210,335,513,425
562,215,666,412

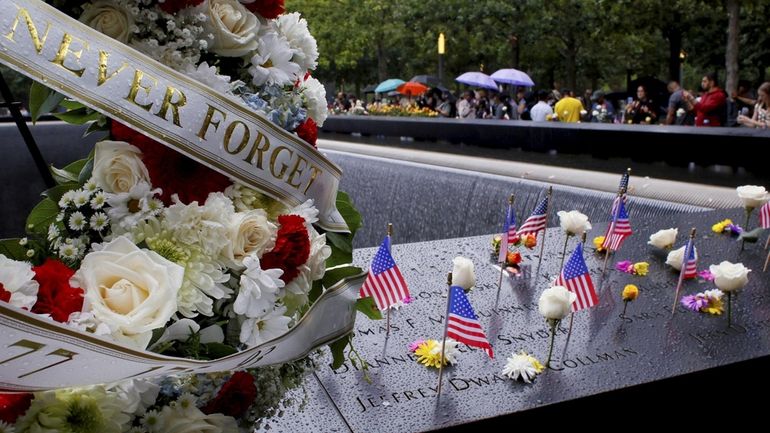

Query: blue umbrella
490,68,535,87
375,78,406,93
455,72,498,90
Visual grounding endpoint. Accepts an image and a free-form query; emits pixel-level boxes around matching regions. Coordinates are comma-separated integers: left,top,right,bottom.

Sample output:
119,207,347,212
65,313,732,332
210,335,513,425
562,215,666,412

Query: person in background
737,82,769,129
514,88,528,120
590,90,615,123
683,73,726,126
490,93,508,119
457,90,476,118
665,81,693,125
334,92,350,112
530,90,553,121
475,89,491,118
730,80,756,124
625,85,658,124
581,88,593,110
553,88,583,122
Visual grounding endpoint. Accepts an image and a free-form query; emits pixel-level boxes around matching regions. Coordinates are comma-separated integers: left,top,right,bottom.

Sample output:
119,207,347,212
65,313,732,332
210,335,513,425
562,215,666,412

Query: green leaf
49,165,79,184
29,82,64,123
738,227,764,243
355,297,383,320
336,191,362,236
43,182,79,203
53,108,102,125
326,231,352,253
325,243,353,268
322,265,363,288
329,335,350,370
204,342,238,359
0,238,32,261
308,279,323,304
26,198,59,235
78,158,94,184
59,99,85,110
83,117,109,136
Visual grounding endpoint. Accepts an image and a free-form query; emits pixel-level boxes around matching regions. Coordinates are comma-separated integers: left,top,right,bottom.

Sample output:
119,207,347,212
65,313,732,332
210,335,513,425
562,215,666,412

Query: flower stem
622,300,628,318
742,208,752,252
560,234,570,270
546,319,559,368
727,291,732,328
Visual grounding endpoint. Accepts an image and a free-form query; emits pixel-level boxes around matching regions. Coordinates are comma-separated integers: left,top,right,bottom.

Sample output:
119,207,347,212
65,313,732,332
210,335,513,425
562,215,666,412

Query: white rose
73,237,183,349
557,210,592,236
648,228,678,249
451,256,475,290
538,286,576,320
224,209,277,264
93,140,150,194
709,261,750,292
0,254,39,310
79,0,133,43
206,0,260,57
736,185,770,210
107,378,160,415
157,403,238,433
665,245,698,270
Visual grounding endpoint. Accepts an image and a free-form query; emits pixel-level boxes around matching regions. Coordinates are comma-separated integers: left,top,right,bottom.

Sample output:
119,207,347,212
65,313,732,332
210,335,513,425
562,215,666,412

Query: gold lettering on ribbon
223,120,250,154
97,50,128,86
18,348,77,379
197,104,227,139
286,154,308,189
50,33,88,78
0,339,45,365
303,166,322,194
4,7,51,54
155,85,187,127
244,131,270,168
125,69,157,111
269,146,292,179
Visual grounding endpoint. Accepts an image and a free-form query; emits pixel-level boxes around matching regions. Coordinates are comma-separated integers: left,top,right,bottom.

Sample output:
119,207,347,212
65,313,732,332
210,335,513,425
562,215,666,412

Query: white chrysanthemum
151,395,238,433
501,351,545,383
90,212,110,231
248,31,301,87
300,76,328,126
59,190,76,208
704,289,724,300
0,420,16,433
58,242,80,260
235,254,284,319
0,254,39,310
72,189,92,208
106,181,163,233
68,211,87,231
288,199,319,225
84,179,98,193
90,191,107,209
239,305,291,347
183,62,233,95
47,223,60,241
163,193,233,258
274,12,318,72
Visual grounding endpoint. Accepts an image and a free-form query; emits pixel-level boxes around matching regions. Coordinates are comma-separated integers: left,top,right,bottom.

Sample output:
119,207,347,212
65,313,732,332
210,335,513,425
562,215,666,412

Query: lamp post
679,49,687,85
438,32,445,84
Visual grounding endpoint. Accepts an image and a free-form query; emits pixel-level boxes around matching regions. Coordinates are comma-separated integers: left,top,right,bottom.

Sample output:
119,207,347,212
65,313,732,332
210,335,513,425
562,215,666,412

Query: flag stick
599,188,625,286
763,247,769,272
497,194,515,298
672,228,697,315
535,187,554,279
386,223,393,338
559,234,571,271
764,234,769,250
565,233,588,341
437,272,453,398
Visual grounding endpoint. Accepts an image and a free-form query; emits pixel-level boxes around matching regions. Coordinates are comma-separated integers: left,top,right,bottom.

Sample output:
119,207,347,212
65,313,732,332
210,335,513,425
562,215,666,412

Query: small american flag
446,285,493,358
360,236,410,311
516,196,549,236
618,170,630,192
554,243,597,312
610,171,631,216
682,240,697,279
602,198,632,251
498,203,517,263
760,201,770,229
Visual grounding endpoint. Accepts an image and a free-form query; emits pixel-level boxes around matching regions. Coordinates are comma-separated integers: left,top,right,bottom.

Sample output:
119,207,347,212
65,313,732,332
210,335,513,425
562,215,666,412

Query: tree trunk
376,40,387,83
510,34,520,69
667,14,683,83
565,39,577,91
725,0,740,96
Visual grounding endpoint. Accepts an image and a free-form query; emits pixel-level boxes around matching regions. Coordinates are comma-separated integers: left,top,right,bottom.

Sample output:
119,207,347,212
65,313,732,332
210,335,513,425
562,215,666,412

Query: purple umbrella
490,68,535,87
455,72,498,90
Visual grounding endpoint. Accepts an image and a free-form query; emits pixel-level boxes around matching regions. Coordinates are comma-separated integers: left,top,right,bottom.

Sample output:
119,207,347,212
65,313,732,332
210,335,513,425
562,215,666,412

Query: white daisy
91,191,107,209
58,242,79,260
72,189,91,207
106,182,162,233
68,211,87,231
84,178,98,193
47,223,59,241
248,31,300,87
90,212,110,231
59,190,76,208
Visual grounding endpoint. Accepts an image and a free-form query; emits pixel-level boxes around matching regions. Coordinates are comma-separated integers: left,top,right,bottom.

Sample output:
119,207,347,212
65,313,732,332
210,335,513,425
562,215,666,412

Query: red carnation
31,259,83,323
0,392,33,423
0,282,10,303
295,118,317,147
260,215,310,283
159,0,204,14
202,371,257,418
110,122,232,205
241,0,285,19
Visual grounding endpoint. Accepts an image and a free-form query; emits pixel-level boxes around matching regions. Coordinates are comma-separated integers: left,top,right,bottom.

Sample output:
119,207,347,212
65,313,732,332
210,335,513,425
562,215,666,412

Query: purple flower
615,260,634,273
681,295,708,312
726,224,743,237
402,296,414,304
698,270,715,281
408,339,425,352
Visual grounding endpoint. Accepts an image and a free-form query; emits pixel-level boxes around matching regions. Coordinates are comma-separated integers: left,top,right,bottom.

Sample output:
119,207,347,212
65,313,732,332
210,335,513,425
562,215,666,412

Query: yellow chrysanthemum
593,236,606,252
712,219,733,234
703,298,724,315
622,284,639,301
633,262,649,276
415,339,457,368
